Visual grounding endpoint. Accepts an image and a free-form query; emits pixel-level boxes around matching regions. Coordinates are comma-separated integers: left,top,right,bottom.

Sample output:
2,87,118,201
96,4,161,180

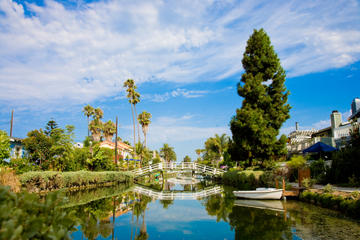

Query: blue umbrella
303,142,337,153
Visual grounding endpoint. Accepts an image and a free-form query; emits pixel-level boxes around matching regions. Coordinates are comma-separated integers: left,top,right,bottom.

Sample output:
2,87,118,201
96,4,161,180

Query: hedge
20,171,134,193
222,170,268,190
300,191,360,219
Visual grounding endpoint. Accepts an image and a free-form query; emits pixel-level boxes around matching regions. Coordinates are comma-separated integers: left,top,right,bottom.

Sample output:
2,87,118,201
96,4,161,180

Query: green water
67,181,360,240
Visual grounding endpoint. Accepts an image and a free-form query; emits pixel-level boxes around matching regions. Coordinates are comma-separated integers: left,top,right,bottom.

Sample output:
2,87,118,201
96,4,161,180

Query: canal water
66,180,360,240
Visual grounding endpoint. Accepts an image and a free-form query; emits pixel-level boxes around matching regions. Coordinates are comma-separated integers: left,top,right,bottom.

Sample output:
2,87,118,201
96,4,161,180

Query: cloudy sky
0,0,359,161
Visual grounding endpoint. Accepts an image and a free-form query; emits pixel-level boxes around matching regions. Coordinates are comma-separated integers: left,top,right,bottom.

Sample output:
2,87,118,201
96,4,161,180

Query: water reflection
68,180,360,240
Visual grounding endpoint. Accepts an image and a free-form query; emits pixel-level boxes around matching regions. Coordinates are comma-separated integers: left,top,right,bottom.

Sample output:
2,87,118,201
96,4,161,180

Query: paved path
290,182,360,193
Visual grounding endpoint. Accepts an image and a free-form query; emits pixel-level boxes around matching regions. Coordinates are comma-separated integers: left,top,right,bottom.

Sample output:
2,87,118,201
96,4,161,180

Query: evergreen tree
230,29,290,167
44,119,58,136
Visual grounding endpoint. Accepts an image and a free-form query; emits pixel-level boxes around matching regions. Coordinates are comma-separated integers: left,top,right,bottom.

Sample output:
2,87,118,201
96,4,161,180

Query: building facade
99,140,133,162
287,98,360,154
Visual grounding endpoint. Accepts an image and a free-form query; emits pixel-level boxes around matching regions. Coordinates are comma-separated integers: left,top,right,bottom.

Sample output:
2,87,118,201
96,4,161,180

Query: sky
0,0,359,162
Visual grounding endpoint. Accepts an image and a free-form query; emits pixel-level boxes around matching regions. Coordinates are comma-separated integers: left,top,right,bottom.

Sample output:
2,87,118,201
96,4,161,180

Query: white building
287,98,360,154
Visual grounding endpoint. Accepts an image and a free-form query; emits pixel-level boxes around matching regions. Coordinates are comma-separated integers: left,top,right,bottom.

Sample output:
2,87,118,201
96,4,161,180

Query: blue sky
0,0,360,161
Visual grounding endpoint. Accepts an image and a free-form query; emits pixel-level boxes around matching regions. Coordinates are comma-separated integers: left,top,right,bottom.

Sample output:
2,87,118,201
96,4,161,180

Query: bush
0,186,77,239
299,190,360,219
222,170,266,190
20,171,134,193
302,178,316,189
323,184,334,193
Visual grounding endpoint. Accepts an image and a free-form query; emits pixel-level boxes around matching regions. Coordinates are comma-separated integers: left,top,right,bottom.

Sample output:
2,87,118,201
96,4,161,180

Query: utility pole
115,116,118,166
10,109,14,138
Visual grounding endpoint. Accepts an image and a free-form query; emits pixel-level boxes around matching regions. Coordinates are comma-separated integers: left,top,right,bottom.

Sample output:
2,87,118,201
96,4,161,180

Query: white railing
131,162,225,177
133,185,223,200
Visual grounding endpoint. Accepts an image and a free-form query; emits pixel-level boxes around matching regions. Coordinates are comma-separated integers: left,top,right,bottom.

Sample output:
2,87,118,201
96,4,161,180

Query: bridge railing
133,185,223,200
131,162,225,177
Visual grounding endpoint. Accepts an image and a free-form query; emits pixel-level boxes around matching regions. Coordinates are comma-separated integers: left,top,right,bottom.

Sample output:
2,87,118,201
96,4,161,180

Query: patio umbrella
302,142,337,153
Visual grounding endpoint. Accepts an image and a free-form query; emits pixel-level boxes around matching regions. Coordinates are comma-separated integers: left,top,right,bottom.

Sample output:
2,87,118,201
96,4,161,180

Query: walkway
131,162,224,178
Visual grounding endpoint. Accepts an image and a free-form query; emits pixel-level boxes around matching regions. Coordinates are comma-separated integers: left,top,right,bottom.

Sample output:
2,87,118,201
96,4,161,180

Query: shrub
222,170,265,190
20,171,133,193
323,184,334,193
0,186,77,239
350,191,360,200
302,178,316,189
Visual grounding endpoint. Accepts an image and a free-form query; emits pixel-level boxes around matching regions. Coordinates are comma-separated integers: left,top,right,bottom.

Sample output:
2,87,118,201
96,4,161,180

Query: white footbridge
131,162,224,178
133,185,223,200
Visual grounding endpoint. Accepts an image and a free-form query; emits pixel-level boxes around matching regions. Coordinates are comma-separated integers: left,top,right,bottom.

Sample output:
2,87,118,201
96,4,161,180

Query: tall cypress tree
230,29,290,167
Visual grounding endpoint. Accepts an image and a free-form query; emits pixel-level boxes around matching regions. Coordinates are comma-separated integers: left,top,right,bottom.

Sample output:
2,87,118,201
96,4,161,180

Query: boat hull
233,189,283,200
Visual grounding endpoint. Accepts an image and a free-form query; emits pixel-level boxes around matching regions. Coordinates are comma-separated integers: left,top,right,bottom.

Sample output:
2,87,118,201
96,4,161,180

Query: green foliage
20,171,133,193
23,129,53,168
323,184,334,193
351,191,360,200
222,170,267,190
183,155,191,162
286,155,306,169
9,157,40,174
309,159,326,182
202,134,230,167
327,134,360,184
87,144,115,171
23,122,76,171
0,186,77,239
300,190,360,219
302,178,316,189
0,130,11,164
160,143,176,162
230,29,290,168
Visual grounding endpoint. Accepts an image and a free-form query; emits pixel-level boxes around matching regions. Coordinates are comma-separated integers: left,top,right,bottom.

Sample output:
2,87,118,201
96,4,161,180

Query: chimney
331,110,342,129
295,122,299,131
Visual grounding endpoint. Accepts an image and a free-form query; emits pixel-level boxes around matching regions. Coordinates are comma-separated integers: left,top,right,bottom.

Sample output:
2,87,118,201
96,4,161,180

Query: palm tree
89,118,103,142
160,143,176,163
204,134,229,167
124,79,136,148
83,104,94,137
103,120,116,142
138,111,152,148
131,89,141,145
94,107,104,120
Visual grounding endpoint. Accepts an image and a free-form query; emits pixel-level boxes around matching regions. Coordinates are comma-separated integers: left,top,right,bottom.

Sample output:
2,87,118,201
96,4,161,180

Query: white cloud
143,88,209,102
0,0,360,106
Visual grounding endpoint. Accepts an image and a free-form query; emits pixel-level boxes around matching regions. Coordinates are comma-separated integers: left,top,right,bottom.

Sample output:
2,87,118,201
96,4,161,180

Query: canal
65,179,360,240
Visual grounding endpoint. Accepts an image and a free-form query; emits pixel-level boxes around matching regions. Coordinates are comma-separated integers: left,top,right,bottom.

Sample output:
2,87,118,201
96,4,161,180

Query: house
9,137,26,159
99,140,133,162
349,98,360,123
287,98,360,154
286,122,317,154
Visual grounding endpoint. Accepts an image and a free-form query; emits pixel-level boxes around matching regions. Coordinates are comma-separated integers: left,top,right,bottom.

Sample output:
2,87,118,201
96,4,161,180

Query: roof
349,109,360,121
99,140,133,151
312,127,331,137
10,137,23,142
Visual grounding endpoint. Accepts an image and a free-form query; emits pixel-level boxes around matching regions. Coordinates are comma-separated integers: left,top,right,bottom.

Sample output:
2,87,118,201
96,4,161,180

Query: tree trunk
131,103,136,170
134,105,141,145
87,116,90,137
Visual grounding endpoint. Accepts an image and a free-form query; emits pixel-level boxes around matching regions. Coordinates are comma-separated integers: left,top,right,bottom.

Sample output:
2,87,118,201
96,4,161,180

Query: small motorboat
234,199,284,211
233,188,283,200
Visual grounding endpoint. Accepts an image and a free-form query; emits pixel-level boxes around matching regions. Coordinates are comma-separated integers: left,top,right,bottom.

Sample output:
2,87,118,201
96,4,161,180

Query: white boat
234,199,284,211
233,188,283,200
